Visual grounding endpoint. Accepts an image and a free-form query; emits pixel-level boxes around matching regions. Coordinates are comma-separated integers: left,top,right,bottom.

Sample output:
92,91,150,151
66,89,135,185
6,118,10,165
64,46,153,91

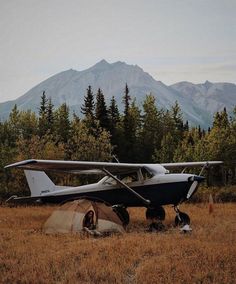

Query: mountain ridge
0,60,235,128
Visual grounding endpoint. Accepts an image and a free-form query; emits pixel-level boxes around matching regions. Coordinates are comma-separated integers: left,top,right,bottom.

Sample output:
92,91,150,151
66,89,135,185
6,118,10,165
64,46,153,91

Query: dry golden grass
0,203,236,283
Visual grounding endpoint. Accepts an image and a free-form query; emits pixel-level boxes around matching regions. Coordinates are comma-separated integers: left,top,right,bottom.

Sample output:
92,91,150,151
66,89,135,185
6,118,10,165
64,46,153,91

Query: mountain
0,60,235,128
170,80,236,124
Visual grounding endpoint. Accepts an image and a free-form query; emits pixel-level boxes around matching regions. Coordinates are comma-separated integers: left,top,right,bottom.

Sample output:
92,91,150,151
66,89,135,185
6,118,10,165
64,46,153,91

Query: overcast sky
0,0,236,102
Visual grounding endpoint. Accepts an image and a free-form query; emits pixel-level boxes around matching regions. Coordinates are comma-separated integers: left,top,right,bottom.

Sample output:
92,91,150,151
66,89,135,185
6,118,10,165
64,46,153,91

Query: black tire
112,205,130,226
175,212,190,226
146,206,166,221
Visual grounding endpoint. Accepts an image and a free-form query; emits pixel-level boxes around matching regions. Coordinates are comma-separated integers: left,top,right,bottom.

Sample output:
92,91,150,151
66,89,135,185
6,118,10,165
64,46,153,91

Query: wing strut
199,162,209,176
102,168,151,206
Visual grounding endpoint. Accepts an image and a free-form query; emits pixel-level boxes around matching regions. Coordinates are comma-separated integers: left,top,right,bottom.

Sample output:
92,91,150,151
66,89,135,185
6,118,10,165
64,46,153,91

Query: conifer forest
0,85,236,199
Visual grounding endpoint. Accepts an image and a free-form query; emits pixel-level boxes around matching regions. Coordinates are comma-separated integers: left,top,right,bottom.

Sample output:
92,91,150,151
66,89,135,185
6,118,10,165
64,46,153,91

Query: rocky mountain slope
0,60,235,127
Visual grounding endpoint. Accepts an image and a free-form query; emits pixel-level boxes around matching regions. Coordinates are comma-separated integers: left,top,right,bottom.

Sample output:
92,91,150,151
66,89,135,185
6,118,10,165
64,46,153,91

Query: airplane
5,159,223,226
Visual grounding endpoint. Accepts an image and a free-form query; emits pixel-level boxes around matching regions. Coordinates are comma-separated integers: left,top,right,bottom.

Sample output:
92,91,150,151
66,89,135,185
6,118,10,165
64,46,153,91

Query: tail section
24,170,56,197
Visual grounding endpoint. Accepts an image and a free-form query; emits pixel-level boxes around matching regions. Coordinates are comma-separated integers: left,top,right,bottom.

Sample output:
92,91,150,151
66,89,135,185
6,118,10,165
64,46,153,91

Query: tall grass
0,204,235,283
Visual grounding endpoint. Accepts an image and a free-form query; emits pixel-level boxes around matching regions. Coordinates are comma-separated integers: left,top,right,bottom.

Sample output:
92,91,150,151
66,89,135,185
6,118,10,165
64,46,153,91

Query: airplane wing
161,161,223,169
4,159,144,175
5,159,223,175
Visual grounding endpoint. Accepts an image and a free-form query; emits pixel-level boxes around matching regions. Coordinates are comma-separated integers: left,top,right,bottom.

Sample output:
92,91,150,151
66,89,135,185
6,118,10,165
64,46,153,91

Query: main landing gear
112,205,130,226
113,204,191,228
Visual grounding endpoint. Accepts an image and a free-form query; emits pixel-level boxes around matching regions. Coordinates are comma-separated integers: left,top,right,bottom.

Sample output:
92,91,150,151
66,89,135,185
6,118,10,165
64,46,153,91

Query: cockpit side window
103,176,117,185
141,168,153,180
103,171,140,186
120,172,139,184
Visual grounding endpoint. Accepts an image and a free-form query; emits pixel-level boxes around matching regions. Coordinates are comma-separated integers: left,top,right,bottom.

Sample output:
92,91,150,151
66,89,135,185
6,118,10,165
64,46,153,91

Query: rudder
24,170,55,197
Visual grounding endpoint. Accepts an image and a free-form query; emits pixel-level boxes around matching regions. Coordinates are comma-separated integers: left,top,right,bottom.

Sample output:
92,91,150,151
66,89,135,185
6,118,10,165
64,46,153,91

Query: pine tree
95,88,109,129
221,107,230,129
81,85,95,118
140,95,162,162
81,86,95,129
120,93,141,162
183,120,189,132
122,84,133,140
108,96,120,132
46,97,54,133
119,84,132,161
108,96,120,146
122,83,131,135
38,91,48,137
170,101,184,139
54,103,71,144
123,83,130,118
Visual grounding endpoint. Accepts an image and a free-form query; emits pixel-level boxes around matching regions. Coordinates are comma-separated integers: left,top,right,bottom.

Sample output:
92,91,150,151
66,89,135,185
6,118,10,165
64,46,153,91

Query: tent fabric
43,199,125,234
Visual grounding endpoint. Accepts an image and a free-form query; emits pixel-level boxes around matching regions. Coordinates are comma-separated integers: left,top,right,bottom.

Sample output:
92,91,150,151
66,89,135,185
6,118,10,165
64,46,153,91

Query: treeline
0,85,236,197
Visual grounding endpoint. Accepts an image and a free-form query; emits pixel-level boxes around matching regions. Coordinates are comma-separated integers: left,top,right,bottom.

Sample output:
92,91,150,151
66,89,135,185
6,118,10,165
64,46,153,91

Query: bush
191,186,236,203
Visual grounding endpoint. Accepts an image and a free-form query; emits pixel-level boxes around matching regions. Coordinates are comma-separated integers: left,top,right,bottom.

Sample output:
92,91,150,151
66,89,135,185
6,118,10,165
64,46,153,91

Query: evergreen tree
108,96,120,146
117,84,132,161
54,103,71,144
81,86,95,118
95,88,109,129
183,120,189,132
140,95,162,162
108,96,120,132
38,91,48,137
170,101,184,139
123,83,130,118
122,84,131,136
213,108,229,129
81,86,95,129
119,96,141,162
46,97,54,133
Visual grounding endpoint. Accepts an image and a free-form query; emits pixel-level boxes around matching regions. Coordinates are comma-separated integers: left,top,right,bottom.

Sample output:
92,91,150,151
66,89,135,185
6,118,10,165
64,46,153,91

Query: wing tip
4,159,37,169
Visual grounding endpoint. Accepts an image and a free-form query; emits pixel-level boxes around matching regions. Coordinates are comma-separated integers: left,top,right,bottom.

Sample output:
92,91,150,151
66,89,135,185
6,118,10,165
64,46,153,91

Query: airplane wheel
146,206,165,221
112,205,130,226
175,212,190,226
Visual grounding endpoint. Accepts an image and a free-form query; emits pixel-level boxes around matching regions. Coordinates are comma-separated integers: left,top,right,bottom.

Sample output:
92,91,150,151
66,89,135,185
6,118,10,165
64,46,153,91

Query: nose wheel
174,206,190,226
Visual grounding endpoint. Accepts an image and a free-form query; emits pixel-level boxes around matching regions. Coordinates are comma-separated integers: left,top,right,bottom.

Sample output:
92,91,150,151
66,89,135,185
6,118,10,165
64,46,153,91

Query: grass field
0,203,236,283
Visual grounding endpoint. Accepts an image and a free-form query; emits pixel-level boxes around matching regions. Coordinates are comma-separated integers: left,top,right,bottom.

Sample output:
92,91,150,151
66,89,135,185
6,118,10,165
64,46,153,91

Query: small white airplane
5,159,223,226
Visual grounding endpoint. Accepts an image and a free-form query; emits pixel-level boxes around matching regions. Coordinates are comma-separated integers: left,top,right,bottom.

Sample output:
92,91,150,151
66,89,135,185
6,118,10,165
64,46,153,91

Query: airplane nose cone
195,175,205,182
186,175,205,199
188,175,205,183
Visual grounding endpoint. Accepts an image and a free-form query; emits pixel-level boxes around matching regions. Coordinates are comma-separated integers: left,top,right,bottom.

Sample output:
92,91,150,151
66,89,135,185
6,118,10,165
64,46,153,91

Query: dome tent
42,199,125,234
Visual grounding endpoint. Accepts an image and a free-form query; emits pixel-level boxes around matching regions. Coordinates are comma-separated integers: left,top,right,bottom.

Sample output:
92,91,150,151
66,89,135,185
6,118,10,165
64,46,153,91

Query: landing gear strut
174,206,190,226
112,205,130,226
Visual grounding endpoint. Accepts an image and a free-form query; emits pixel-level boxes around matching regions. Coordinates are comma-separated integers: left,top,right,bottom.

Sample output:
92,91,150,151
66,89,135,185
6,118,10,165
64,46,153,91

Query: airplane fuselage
39,173,203,207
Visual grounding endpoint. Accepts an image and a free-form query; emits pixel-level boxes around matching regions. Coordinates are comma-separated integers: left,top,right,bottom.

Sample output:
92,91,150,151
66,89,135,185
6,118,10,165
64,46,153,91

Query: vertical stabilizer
24,170,55,197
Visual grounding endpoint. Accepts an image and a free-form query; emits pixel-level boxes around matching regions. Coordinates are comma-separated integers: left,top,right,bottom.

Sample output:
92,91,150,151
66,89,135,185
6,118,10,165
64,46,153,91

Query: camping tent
43,199,125,234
